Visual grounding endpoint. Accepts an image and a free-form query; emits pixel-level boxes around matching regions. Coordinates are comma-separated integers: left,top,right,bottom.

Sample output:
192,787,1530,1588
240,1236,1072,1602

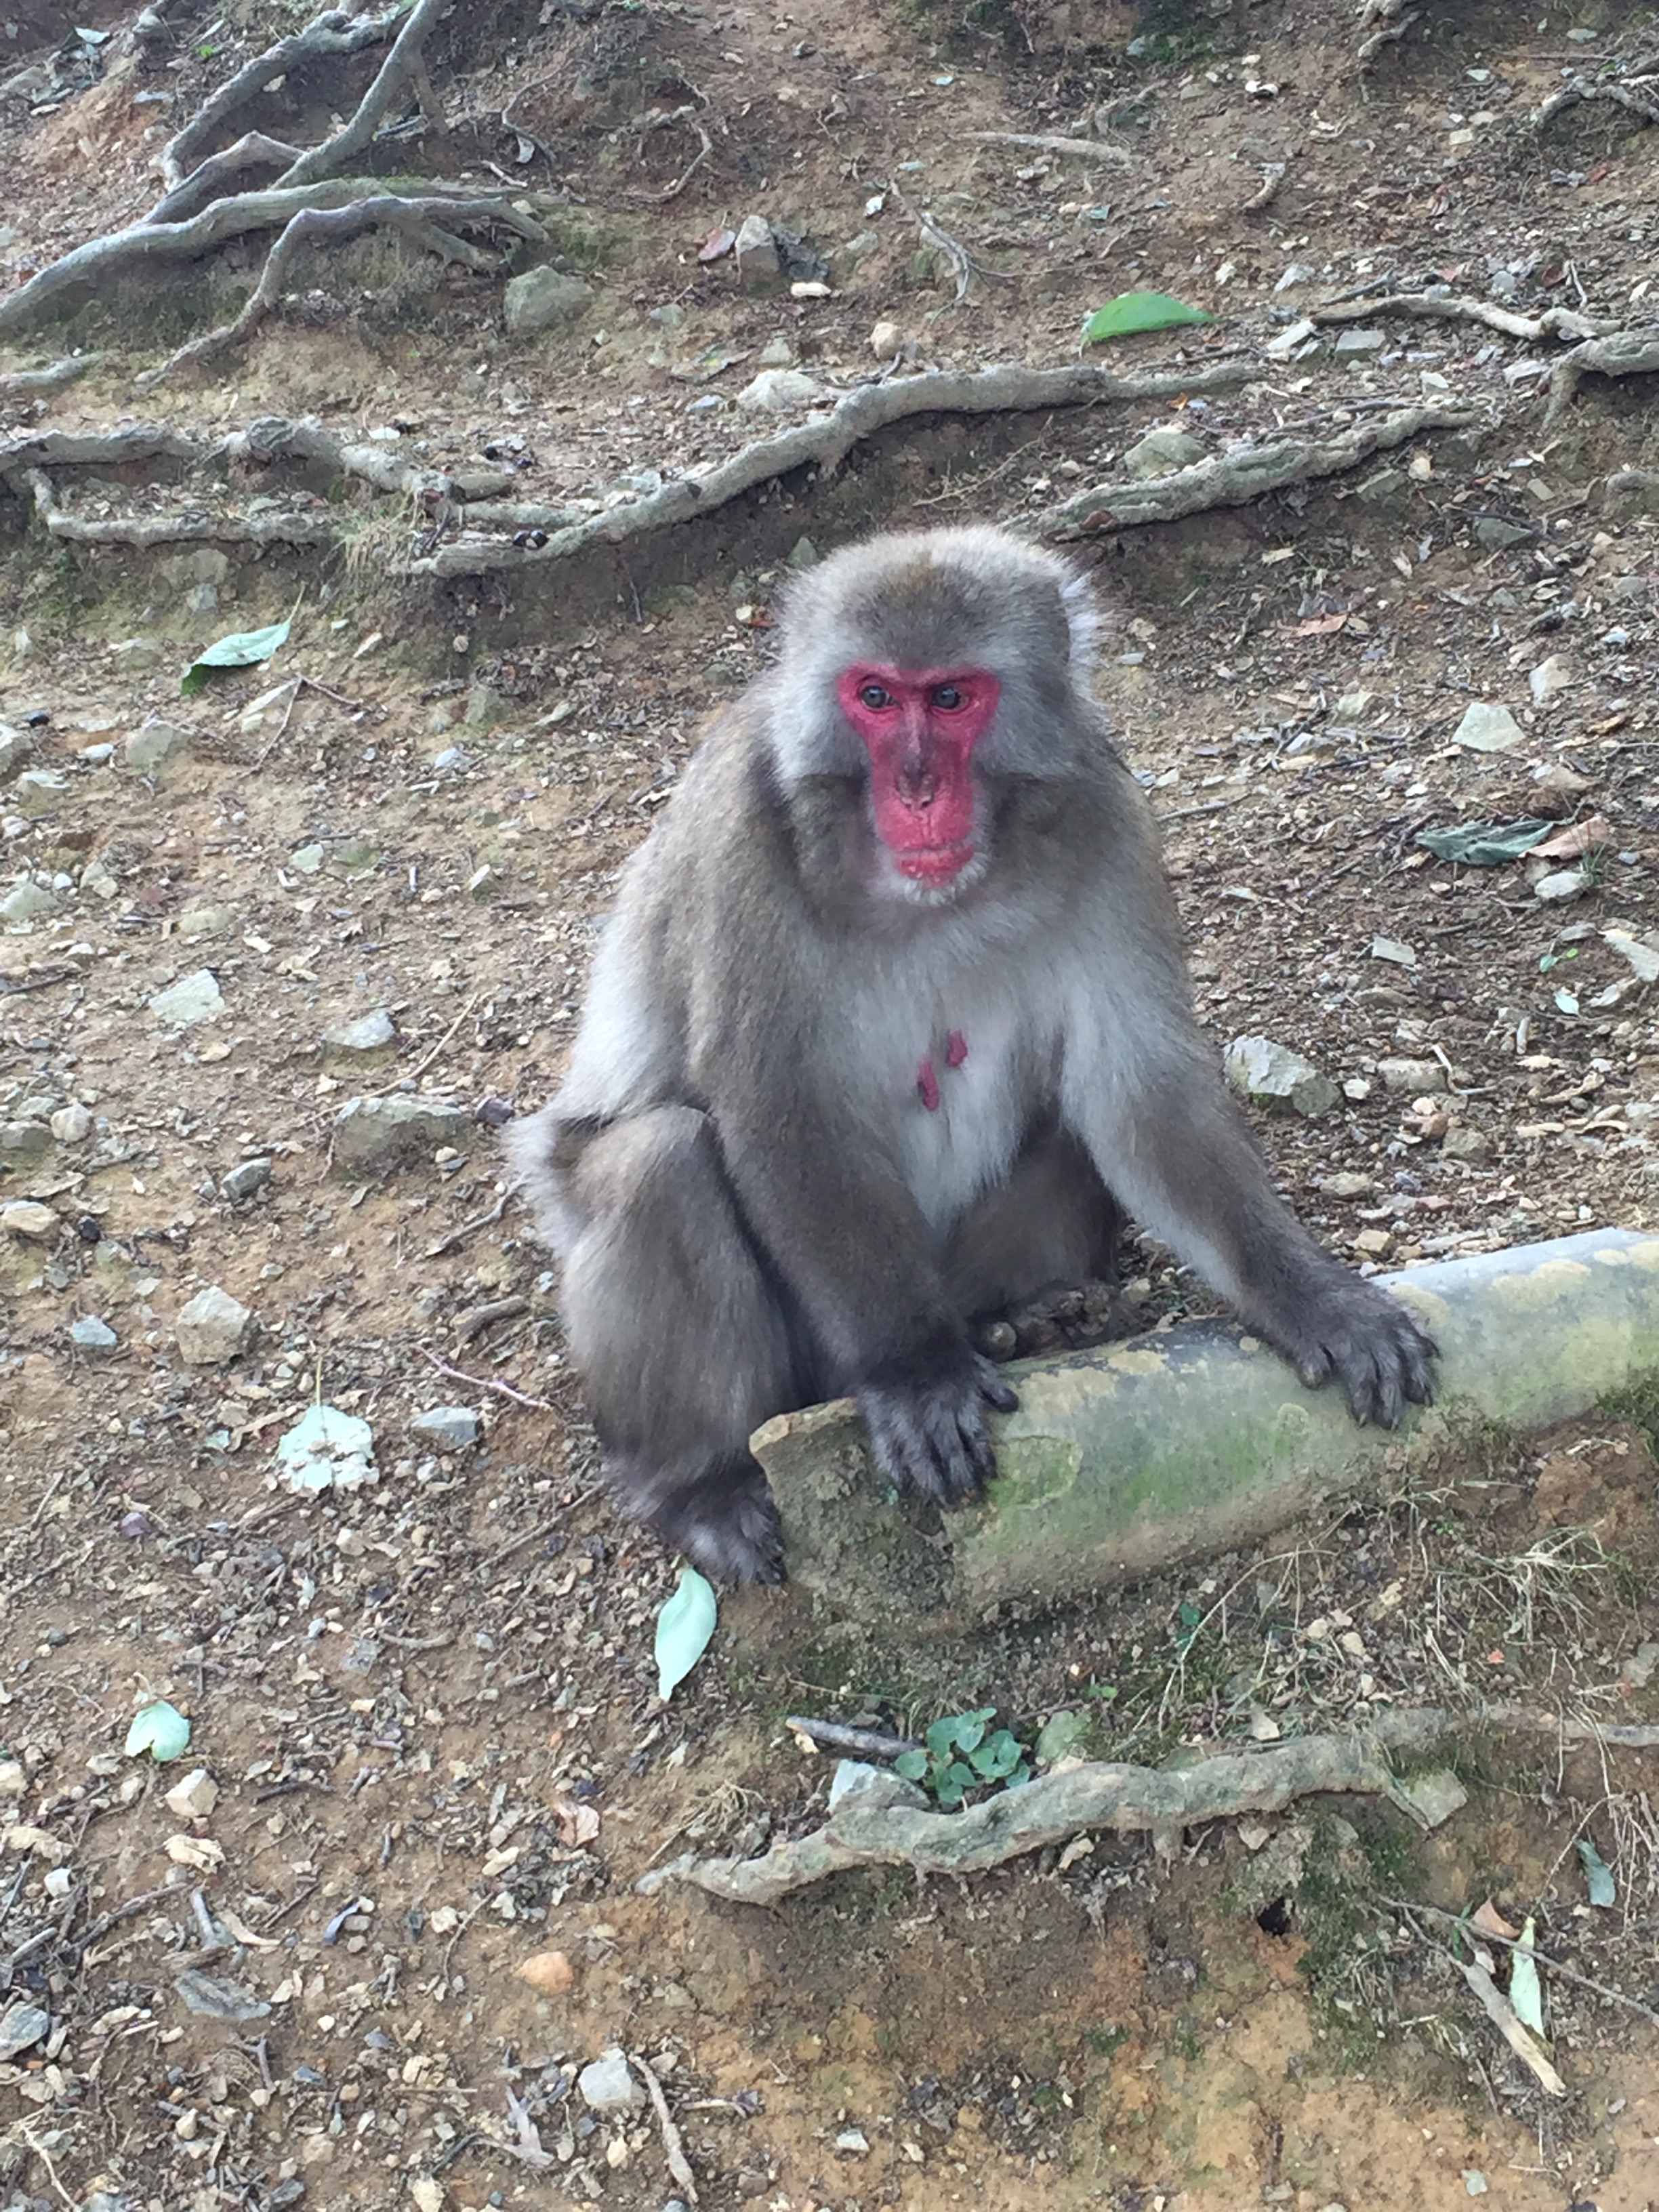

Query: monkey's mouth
895,838,976,886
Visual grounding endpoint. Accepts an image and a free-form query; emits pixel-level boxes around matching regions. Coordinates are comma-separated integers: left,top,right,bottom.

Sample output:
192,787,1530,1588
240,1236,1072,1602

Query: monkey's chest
886,1006,1047,1236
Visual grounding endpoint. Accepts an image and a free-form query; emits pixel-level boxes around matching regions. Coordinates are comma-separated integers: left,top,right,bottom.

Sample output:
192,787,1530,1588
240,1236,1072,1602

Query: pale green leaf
654,1565,717,1700
1509,1918,1545,2037
1578,1837,1616,1906
180,618,292,696
125,1698,192,1762
1082,290,1215,345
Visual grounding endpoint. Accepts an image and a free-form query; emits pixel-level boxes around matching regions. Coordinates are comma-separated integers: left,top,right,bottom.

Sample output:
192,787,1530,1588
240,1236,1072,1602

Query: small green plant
896,1707,1029,1808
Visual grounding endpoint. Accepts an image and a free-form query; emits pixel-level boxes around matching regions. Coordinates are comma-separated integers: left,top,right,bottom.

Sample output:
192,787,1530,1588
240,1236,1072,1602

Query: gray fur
512,525,1436,1580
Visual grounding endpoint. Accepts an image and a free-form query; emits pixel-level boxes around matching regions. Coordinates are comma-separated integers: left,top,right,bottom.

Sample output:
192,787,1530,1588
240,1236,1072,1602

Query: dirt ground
3,0,1659,2205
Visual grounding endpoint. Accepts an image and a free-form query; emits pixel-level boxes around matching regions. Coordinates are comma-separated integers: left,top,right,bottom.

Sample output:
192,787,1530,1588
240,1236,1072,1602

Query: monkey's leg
943,1130,1128,1353
557,1105,800,1583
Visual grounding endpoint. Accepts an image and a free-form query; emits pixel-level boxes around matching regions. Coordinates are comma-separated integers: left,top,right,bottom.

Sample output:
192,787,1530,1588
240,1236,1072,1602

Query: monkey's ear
1057,565,1101,672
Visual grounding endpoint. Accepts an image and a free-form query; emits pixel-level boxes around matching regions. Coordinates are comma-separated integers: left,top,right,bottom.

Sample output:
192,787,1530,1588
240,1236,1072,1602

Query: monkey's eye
931,683,965,710
858,682,894,712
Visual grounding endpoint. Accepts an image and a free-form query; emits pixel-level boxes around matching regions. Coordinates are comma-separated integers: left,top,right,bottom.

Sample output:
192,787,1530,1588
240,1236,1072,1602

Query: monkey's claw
859,1357,1019,1506
1286,1277,1437,1429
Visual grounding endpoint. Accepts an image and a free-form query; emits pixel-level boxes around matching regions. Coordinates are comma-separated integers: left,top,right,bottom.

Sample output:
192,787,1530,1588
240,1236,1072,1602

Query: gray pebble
409,1406,481,1451
222,1158,273,1202
70,1315,119,1350
578,2049,643,2115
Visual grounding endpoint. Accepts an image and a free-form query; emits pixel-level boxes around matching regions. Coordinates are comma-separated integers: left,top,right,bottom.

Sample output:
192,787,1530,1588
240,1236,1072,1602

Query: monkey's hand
858,1345,1019,1505
1273,1269,1437,1429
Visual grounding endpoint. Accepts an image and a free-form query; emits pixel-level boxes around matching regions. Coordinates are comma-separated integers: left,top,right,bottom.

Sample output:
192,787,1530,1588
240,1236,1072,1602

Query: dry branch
139,192,541,386
962,130,1135,165
1040,403,1476,536
642,1708,1454,1905
276,0,451,188
409,359,1258,577
1454,1954,1567,2095
0,355,101,404
1544,323,1659,424
1311,289,1607,344
160,7,396,188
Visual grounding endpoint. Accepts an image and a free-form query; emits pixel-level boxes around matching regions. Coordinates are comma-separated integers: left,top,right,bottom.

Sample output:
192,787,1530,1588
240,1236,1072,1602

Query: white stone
149,969,225,1027
163,1768,219,1820
50,1101,91,1145
504,267,593,335
1528,653,1571,703
1452,701,1524,753
126,721,190,772
736,368,825,413
1,1201,57,1240
175,1285,253,1365
578,2049,642,2115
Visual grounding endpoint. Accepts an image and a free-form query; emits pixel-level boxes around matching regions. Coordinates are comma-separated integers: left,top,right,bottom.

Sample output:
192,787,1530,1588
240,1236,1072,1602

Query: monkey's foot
612,1452,785,1585
974,1275,1135,1362
1277,1273,1439,1429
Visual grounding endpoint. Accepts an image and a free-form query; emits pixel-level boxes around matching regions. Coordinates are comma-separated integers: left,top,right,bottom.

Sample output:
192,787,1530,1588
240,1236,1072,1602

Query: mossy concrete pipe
751,1229,1659,1635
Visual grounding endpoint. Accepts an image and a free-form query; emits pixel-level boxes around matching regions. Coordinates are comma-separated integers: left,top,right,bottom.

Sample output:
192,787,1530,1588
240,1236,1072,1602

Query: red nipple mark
945,1029,968,1069
916,1058,941,1112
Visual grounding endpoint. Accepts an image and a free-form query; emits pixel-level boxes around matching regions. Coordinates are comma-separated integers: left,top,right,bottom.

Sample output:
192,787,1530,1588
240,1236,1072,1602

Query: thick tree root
1039,404,1477,537
159,7,397,189
1311,290,1607,344
10,468,335,548
0,355,102,405
1544,323,1659,424
408,359,1259,577
641,1704,1659,1904
1355,0,1419,66
1534,73,1659,131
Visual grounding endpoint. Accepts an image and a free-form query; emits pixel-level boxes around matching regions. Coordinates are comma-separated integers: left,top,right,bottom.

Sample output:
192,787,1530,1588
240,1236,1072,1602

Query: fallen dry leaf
1472,1897,1519,1942
551,1793,602,1847
1530,814,1614,861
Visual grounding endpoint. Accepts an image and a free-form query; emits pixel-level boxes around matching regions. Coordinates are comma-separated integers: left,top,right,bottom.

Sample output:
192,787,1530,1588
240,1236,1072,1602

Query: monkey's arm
1060,976,1436,1428
709,1072,1015,1502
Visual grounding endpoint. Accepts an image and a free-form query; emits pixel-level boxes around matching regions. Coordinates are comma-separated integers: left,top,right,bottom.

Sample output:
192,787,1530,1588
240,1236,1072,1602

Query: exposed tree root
0,355,101,405
1544,323,1659,424
148,134,307,227
159,6,397,188
641,1702,1656,1905
962,131,1136,165
277,0,451,190
9,467,334,548
408,359,1258,577
1040,404,1477,537
1534,73,1659,131
138,193,542,387
1355,0,1419,66
1311,290,1608,344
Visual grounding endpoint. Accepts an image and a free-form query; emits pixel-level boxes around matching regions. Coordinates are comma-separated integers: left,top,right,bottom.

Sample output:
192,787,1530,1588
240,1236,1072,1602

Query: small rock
1534,761,1593,797
125,720,190,773
1534,867,1591,904
1122,426,1206,479
323,1008,397,1057
222,1157,273,1202
0,1119,52,1162
1475,516,1533,550
163,1767,219,1820
1224,1036,1338,1117
289,842,325,874
70,1315,119,1350
1,1200,58,1241
409,1406,481,1451
517,1948,577,1996
149,969,225,1028
81,858,118,899
1319,1171,1376,1198
175,1285,253,1366
736,367,824,413
0,2001,50,2062
1452,701,1524,752
0,1760,22,1797
836,2129,872,2156
734,213,783,292
1274,262,1313,291
1333,327,1385,354
1393,1766,1469,1827
1443,1126,1493,1164
333,1096,472,1174
758,334,796,367
0,723,36,781
1378,1057,1446,1094
1354,1227,1393,1256
504,266,593,335
464,684,501,729
1528,653,1572,703
14,769,68,815
579,2049,643,2116
869,318,903,359
0,878,59,925
49,1101,92,1145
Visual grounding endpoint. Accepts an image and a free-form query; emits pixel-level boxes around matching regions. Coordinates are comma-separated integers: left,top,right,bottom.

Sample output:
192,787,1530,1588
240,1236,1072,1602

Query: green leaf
939,1761,977,1806
1555,988,1580,1015
180,617,292,697
1416,818,1553,867
653,1565,717,1700
1082,291,1215,345
125,1698,191,1761
954,1715,987,1756
926,1715,961,1761
979,1729,1023,1778
1578,1837,1616,1906
894,1750,928,1782
1509,1919,1546,2037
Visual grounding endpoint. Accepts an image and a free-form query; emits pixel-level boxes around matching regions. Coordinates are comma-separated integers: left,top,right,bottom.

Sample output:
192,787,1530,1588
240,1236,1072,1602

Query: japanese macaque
512,527,1436,1582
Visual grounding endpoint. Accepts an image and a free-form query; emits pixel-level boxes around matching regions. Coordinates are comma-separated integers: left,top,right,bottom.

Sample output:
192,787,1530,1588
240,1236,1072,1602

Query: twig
483,1483,600,1569
1310,290,1608,344
454,1292,527,1340
418,1347,556,1415
370,993,478,1094
411,358,1258,577
428,1196,510,1261
961,130,1135,164
786,1715,922,1761
632,107,713,202
1450,1949,1566,2095
1041,404,1479,537
630,2056,699,2203
1382,1897,1659,2027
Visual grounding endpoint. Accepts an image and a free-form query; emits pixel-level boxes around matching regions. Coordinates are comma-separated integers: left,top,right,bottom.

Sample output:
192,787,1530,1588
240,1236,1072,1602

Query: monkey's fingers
860,1374,996,1506
975,1354,1019,1416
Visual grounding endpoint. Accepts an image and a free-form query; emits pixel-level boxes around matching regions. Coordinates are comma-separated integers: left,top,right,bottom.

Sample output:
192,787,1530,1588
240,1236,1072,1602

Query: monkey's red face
836,664,1001,888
